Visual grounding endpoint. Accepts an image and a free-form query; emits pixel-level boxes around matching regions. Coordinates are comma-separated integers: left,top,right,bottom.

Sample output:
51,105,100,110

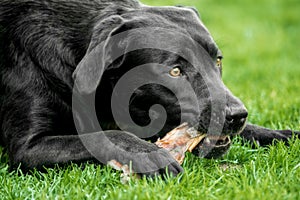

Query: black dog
0,0,299,176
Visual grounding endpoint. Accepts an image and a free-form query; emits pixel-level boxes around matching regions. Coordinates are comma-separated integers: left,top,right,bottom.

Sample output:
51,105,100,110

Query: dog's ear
175,5,201,18
73,15,126,94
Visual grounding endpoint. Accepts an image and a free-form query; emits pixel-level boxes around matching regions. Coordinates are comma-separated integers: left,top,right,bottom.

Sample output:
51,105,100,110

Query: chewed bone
155,123,206,164
107,160,140,184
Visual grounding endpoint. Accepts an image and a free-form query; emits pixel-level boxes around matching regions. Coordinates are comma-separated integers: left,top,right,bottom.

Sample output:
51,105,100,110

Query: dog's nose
225,108,248,127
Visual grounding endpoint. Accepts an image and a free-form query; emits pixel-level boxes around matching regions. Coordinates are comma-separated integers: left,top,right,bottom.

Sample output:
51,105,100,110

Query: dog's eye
169,67,181,77
216,58,222,68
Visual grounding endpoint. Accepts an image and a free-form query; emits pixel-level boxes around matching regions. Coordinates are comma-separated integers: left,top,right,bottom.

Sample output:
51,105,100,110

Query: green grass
1,0,300,199
1,139,300,200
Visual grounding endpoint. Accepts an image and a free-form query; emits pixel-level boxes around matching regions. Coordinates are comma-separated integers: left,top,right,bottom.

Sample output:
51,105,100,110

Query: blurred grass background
0,0,299,199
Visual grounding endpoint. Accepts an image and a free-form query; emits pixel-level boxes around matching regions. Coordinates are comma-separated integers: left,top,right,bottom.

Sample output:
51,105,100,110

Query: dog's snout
225,107,248,133
222,88,248,135
226,108,248,124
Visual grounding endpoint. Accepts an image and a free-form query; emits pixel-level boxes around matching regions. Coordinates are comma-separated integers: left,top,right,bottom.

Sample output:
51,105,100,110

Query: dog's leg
9,132,182,176
1,95,182,176
239,123,300,146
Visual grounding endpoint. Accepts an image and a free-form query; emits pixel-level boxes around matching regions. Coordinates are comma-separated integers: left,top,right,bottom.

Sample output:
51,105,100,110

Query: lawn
1,0,300,199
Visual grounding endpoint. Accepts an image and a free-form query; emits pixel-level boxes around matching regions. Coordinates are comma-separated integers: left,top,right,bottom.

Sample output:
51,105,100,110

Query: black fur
0,0,299,176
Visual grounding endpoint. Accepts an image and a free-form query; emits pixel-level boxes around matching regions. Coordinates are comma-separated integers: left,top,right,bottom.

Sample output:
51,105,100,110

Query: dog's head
73,6,248,158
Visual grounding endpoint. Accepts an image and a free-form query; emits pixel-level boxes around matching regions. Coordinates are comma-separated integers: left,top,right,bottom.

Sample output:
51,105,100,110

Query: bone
155,123,206,164
107,160,140,184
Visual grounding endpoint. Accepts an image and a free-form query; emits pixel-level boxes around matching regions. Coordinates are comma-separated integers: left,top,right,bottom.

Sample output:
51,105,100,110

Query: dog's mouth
192,134,231,159
155,123,232,162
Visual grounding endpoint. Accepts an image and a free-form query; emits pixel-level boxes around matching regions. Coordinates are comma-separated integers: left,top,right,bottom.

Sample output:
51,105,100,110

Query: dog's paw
103,131,184,177
276,130,300,141
240,124,300,146
131,147,184,177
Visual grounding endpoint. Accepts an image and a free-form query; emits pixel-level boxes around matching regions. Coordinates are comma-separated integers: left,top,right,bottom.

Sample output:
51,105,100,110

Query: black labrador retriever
0,0,299,176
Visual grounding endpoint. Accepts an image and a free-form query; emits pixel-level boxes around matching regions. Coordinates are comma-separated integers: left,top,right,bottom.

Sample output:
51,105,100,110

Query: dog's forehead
122,6,219,59
142,6,208,32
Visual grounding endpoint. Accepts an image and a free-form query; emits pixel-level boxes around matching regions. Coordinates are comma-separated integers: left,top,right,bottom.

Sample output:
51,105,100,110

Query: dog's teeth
205,138,211,145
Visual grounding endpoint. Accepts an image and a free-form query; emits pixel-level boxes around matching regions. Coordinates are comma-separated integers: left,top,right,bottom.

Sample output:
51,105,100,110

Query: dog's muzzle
192,135,231,158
